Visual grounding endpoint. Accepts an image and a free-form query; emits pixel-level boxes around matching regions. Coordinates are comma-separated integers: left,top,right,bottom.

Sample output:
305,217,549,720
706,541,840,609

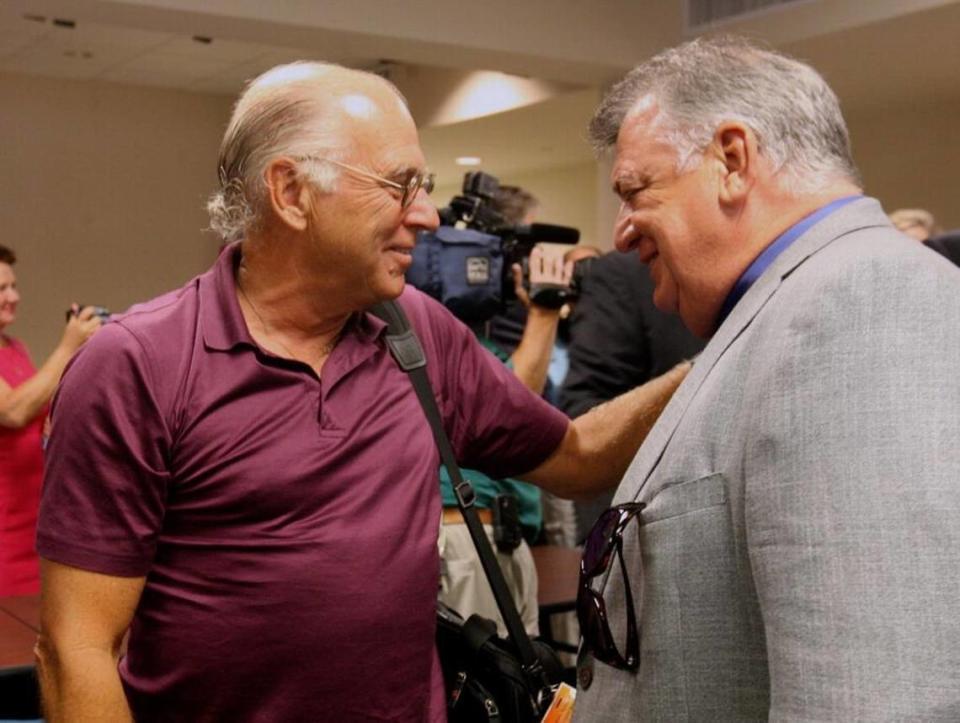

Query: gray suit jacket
574,198,960,721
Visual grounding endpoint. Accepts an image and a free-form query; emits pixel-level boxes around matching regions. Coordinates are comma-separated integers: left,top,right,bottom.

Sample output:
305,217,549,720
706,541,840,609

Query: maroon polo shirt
38,245,569,722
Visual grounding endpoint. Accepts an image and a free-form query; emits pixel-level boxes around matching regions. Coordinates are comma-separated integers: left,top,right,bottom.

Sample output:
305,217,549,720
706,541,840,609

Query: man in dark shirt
560,250,703,541
925,230,960,266
35,62,689,722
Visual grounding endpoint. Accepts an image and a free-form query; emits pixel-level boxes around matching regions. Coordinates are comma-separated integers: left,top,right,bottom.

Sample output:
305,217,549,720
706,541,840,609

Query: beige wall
847,98,960,232
1,72,231,359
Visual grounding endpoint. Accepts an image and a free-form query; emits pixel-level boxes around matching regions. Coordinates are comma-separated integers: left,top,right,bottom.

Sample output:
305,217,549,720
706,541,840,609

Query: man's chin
375,275,406,302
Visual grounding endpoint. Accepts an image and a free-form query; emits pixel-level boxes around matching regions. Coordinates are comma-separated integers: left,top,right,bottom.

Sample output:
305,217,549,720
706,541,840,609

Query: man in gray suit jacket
574,36,960,721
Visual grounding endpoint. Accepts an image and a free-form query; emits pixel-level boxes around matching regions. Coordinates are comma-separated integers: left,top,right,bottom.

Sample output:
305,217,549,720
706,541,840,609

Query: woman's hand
60,304,102,355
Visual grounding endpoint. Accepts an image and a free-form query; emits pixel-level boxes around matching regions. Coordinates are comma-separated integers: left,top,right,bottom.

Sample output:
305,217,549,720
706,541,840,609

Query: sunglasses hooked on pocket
577,502,644,672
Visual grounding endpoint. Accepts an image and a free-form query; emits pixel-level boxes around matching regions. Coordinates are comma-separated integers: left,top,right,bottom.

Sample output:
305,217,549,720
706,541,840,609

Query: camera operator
438,240,571,636
407,176,582,634
410,173,616,635
487,186,540,354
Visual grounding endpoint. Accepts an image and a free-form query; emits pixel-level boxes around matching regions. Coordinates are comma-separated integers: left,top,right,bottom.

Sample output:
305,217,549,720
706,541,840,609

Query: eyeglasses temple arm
616,537,640,669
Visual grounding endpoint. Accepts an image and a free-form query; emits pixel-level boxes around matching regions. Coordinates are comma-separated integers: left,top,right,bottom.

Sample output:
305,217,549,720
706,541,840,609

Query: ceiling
783,2,960,111
0,7,361,94
2,0,959,184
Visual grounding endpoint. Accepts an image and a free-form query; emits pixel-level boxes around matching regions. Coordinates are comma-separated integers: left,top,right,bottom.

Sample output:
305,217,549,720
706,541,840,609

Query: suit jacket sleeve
743,245,960,719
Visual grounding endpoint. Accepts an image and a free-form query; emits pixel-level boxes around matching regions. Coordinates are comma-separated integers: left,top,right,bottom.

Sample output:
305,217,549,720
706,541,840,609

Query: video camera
407,171,580,323
65,305,111,323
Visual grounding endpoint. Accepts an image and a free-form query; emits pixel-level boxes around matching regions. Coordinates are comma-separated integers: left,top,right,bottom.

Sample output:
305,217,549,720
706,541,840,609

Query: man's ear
712,122,756,207
264,158,311,231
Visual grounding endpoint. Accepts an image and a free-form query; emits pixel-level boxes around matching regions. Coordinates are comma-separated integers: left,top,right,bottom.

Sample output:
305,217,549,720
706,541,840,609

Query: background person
559,249,702,542
924,229,960,266
538,243,604,551
543,243,603,405
0,244,100,597
437,244,571,637
888,207,940,241
487,184,543,354
574,36,960,721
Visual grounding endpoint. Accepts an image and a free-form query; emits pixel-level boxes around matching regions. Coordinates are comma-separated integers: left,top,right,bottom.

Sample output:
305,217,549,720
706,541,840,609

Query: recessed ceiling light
455,156,482,166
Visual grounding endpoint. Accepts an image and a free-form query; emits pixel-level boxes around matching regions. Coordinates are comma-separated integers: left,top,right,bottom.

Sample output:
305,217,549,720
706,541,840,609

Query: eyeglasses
298,156,435,210
577,502,644,671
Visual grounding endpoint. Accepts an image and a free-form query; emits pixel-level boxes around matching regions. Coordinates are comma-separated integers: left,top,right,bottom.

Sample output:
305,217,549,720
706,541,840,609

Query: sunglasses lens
582,507,620,575
577,586,604,646
583,503,641,575
578,583,625,665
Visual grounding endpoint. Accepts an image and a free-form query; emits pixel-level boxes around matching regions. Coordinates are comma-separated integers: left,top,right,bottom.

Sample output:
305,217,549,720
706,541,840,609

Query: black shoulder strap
368,300,551,692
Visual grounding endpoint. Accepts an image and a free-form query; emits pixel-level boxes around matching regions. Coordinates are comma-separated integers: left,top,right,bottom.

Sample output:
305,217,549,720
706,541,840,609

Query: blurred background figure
434,241,569,637
545,244,603,403
0,244,100,596
494,184,540,227
539,243,602,550
487,185,543,353
888,207,960,266
925,230,960,266
889,207,941,242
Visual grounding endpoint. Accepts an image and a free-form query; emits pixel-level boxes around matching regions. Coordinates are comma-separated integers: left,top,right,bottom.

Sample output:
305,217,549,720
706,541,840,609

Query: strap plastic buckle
454,481,476,509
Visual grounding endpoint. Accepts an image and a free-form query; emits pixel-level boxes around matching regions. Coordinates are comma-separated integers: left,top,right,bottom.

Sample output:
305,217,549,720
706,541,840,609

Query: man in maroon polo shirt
34,62,688,722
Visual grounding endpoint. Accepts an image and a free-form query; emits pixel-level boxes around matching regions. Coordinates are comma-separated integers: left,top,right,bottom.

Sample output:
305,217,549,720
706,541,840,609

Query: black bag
369,301,564,722
436,604,564,722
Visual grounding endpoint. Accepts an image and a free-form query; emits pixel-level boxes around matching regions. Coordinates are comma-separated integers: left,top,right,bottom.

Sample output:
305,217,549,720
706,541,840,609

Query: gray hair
207,61,406,243
589,36,861,194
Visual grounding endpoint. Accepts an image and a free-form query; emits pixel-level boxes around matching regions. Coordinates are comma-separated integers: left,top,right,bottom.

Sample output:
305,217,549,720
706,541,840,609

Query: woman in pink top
0,244,100,596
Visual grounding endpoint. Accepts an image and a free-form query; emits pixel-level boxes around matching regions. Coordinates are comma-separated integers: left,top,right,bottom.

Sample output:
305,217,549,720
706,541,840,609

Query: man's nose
405,188,440,231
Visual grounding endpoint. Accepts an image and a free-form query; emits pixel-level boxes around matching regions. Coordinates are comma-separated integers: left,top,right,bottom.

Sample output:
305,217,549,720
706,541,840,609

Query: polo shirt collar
201,242,254,352
200,241,390,354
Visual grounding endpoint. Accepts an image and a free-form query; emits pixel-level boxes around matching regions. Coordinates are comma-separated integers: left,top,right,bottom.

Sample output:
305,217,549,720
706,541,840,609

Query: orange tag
540,682,576,723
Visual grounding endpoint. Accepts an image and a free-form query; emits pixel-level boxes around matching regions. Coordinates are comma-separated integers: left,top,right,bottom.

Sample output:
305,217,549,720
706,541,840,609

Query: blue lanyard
716,195,861,327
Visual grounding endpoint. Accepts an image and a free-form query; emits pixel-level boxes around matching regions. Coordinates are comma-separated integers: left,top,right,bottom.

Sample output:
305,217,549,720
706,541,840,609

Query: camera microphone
512,223,580,245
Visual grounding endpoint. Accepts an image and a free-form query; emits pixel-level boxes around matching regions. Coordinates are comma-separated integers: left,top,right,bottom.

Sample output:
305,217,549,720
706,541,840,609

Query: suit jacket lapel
613,197,890,504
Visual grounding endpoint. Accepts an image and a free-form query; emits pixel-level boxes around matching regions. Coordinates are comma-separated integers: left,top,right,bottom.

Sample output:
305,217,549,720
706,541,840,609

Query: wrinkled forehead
610,98,675,183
